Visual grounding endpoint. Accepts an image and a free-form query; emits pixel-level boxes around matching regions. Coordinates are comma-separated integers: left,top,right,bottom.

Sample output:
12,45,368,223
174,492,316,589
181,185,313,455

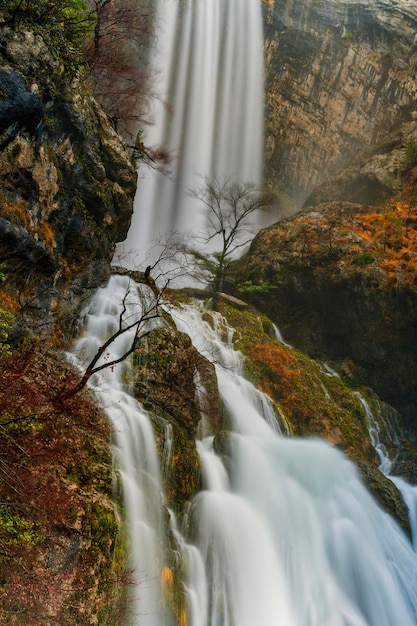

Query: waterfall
172,303,417,626
68,276,170,626
70,286,417,625
355,392,417,552
117,0,264,267
67,0,417,624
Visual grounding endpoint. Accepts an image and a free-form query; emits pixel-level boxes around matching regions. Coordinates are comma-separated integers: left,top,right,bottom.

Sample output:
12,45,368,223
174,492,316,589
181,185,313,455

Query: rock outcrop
0,25,137,624
132,325,222,515
0,28,136,341
304,120,417,206
233,199,417,430
263,0,417,213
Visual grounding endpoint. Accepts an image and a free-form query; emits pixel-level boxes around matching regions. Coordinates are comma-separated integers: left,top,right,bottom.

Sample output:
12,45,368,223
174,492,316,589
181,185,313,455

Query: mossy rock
132,325,223,514
218,299,376,460
354,458,411,538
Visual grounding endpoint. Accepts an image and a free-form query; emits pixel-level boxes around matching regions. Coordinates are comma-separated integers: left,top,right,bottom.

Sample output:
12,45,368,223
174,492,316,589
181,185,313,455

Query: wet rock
132,326,223,513
354,458,411,538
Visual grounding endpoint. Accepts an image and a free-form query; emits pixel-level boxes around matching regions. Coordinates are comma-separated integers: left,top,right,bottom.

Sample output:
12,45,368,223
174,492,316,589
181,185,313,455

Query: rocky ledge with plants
0,3,137,622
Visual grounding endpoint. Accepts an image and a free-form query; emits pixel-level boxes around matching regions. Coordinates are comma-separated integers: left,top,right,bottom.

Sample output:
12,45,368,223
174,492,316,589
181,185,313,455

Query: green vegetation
405,141,417,168
353,250,374,266
0,504,41,552
237,279,276,294
0,0,94,65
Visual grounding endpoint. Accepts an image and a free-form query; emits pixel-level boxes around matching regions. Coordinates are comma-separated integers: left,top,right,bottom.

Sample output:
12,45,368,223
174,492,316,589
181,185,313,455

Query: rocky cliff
263,0,417,214
0,24,137,625
0,27,136,342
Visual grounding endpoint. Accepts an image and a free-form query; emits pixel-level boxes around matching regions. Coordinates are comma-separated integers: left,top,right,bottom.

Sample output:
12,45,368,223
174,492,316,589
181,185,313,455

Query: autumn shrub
0,266,14,359
36,221,56,251
250,342,301,403
0,341,122,623
0,199,31,228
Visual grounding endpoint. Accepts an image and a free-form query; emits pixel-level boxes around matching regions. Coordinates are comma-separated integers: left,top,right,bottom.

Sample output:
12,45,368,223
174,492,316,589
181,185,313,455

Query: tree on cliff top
1,0,95,64
188,177,274,306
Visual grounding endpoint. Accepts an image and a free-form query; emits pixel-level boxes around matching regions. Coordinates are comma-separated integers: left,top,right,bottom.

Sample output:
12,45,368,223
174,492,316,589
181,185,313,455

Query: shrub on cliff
405,141,417,168
0,265,13,359
1,0,94,65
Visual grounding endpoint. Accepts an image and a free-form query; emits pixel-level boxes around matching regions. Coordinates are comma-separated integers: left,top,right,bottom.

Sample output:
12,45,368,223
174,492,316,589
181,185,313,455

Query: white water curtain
117,0,264,265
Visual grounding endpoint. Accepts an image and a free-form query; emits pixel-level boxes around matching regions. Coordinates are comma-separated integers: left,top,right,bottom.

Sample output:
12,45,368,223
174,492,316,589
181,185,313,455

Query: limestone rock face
263,0,417,213
0,28,136,339
234,201,417,427
304,120,417,206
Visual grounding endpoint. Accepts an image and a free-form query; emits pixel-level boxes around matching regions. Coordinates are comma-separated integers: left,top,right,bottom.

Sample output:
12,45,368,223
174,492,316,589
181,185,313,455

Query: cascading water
117,0,264,266
71,286,417,625
356,392,417,552
68,276,169,626
68,0,417,624
172,303,417,626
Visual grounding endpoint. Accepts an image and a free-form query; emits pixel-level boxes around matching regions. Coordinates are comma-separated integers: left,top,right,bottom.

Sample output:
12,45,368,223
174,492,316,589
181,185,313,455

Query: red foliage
0,343,113,624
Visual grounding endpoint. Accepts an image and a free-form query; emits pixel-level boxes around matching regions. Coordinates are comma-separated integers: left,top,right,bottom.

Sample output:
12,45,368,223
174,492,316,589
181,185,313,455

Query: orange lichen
161,565,174,590
36,222,56,251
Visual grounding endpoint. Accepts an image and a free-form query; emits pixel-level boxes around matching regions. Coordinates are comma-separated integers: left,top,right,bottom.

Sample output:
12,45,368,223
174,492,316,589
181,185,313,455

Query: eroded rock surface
263,0,417,213
0,28,136,340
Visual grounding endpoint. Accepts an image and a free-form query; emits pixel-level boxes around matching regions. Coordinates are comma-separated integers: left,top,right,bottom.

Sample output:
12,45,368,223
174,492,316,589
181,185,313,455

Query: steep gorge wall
0,25,138,624
0,27,137,341
263,0,417,213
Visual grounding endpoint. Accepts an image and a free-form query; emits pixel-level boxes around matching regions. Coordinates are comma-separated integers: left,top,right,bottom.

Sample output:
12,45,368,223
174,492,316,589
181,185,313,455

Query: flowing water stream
69,0,417,623
117,0,264,267
71,289,417,625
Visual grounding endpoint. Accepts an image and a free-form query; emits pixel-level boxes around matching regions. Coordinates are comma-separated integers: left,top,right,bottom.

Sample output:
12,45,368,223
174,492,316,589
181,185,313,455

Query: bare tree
61,238,189,400
85,0,156,141
61,283,163,400
188,177,275,305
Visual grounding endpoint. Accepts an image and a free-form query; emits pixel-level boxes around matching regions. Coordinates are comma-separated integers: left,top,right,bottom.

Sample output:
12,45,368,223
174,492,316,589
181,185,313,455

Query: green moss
0,504,42,553
88,502,118,557
218,299,374,460
405,141,417,167
353,251,375,266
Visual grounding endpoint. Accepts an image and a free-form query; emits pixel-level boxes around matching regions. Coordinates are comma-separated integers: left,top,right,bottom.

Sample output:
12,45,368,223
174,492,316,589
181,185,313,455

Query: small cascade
354,392,393,475
68,275,171,626
172,302,417,626
355,392,417,551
